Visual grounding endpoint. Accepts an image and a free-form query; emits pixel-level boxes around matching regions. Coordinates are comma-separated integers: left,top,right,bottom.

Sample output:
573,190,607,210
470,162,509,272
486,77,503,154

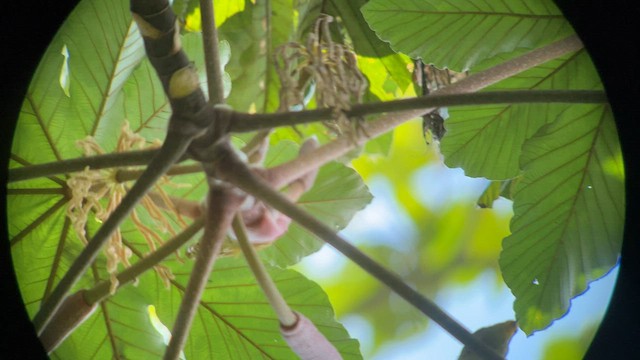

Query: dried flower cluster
275,15,367,135
66,121,185,292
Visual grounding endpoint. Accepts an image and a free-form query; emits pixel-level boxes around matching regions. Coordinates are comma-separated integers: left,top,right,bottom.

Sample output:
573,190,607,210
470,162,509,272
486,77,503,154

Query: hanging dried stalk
66,121,187,292
274,15,367,136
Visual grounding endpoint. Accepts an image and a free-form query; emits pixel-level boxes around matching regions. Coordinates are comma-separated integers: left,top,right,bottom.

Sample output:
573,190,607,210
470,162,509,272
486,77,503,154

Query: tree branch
7,149,158,183
199,0,225,104
264,34,586,189
115,163,203,182
215,147,504,360
163,185,242,360
33,134,194,335
83,218,204,305
39,219,203,353
229,89,606,132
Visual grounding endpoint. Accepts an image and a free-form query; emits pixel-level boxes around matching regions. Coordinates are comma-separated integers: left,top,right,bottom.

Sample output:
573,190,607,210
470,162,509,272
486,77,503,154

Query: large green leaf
499,105,624,334
326,0,411,92
51,254,361,359
361,0,574,71
8,0,362,357
440,50,602,180
220,0,294,113
9,0,143,318
12,0,143,163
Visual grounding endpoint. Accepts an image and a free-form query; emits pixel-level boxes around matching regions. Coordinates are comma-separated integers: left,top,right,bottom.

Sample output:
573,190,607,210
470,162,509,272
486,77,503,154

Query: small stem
232,215,297,327
217,153,504,360
265,35,585,189
83,218,204,305
163,3,234,357
146,191,203,219
7,149,158,183
199,0,224,104
163,185,241,360
115,163,203,182
230,89,605,132
33,133,193,335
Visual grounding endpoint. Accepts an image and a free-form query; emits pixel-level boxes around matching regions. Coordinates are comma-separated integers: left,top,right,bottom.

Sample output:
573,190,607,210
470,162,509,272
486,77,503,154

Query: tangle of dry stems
275,15,367,136
66,121,187,292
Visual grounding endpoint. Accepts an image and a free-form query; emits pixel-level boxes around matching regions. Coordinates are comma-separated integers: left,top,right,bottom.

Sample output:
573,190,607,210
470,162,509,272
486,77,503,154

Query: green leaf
174,0,246,30
8,0,359,357
220,0,294,113
9,0,143,318
477,181,503,209
11,0,143,163
440,50,601,180
477,179,518,208
54,282,167,359
326,0,411,92
361,0,574,71
499,105,624,335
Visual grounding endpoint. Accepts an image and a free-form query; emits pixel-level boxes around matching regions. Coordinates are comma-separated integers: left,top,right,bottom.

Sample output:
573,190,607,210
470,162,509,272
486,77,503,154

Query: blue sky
298,162,618,359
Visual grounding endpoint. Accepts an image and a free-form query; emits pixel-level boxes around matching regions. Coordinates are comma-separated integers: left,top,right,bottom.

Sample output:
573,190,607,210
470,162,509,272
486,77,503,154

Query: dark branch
215,146,505,360
199,0,225,104
8,149,158,183
163,184,242,360
229,90,607,132
34,0,220,335
83,218,204,305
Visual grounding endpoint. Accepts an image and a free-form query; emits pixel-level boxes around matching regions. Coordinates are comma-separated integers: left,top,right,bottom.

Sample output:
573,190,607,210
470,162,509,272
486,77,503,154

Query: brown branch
83,218,204,305
7,149,159,183
229,89,605,131
199,0,225,104
34,0,219,335
214,146,505,360
163,184,243,360
264,35,585,189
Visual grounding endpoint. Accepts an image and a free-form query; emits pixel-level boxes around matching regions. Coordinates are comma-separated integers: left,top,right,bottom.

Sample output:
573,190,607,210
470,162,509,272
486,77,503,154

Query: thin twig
83,218,204,305
199,0,225,104
115,163,203,182
232,215,297,327
7,149,158,183
230,89,606,132
163,185,242,360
